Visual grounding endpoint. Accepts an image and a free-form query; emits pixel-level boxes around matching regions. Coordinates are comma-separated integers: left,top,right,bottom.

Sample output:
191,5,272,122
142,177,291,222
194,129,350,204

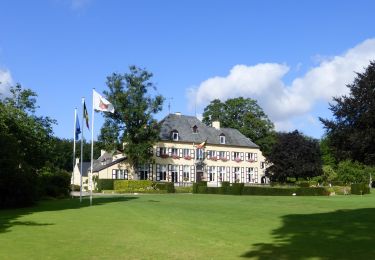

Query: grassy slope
1,193,375,259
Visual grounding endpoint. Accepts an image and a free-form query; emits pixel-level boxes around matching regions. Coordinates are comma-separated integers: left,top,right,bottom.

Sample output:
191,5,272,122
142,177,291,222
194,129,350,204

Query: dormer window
172,130,179,141
192,125,198,133
220,134,226,144
171,130,179,141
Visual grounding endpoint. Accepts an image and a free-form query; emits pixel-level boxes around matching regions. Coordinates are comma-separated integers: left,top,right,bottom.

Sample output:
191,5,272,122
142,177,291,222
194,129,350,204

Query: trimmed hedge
112,180,176,193
230,183,244,195
351,183,371,195
96,179,114,192
193,181,207,194
154,182,175,193
175,186,193,193
194,184,330,196
114,180,153,192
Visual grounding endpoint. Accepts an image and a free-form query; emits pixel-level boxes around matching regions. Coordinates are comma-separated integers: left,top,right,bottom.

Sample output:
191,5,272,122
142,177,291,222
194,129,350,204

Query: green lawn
1,192,375,259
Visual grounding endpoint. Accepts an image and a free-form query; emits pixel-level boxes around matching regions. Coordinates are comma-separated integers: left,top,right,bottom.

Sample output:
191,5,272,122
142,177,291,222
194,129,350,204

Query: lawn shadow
0,196,138,234
241,208,375,259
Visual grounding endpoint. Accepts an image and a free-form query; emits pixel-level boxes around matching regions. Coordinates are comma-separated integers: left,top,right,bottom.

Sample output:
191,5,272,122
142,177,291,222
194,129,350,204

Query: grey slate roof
77,162,91,177
159,114,259,148
92,157,127,172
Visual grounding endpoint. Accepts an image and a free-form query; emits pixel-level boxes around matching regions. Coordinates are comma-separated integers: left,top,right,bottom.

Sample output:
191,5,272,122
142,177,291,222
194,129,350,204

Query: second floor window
159,147,167,156
196,148,204,160
171,148,178,156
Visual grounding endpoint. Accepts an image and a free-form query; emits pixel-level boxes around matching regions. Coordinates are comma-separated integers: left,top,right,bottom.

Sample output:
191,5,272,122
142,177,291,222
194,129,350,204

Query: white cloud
188,38,375,133
70,0,91,10
0,69,13,98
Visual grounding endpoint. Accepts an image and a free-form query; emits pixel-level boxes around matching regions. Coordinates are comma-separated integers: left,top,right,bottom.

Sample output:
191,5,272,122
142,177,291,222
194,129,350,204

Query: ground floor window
246,167,254,182
138,165,149,180
183,165,190,181
217,166,225,182
171,165,178,183
112,169,128,179
208,166,216,182
157,164,167,181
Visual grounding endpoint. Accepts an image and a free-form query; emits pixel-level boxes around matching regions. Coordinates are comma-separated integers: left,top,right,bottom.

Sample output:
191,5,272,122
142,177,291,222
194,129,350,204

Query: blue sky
1,0,375,140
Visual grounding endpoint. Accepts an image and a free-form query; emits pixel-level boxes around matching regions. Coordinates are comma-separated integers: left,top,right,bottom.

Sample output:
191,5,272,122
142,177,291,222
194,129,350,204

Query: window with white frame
218,166,225,181
234,167,240,182
234,152,240,160
246,152,258,162
182,149,190,157
138,165,149,180
172,131,179,141
196,148,204,160
219,151,226,159
183,165,190,181
171,148,178,156
171,165,178,183
219,134,225,144
159,147,167,156
192,125,198,133
208,166,216,182
246,167,254,182
158,165,167,181
112,169,128,180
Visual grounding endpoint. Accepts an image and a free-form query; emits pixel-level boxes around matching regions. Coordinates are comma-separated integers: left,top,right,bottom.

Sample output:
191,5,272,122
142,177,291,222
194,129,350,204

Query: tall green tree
202,97,275,155
98,66,164,169
0,85,56,208
266,130,322,182
320,61,375,165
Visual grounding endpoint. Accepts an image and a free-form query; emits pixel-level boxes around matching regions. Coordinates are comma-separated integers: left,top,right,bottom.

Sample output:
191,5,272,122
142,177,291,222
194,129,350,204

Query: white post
72,108,77,196
90,89,95,206
80,98,84,203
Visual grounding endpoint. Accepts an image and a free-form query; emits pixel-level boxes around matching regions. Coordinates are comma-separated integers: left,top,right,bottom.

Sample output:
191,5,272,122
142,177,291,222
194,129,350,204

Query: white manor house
72,113,266,188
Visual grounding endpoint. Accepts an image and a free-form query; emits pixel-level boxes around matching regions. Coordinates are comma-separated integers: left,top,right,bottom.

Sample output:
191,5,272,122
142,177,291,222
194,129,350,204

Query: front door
196,171,204,182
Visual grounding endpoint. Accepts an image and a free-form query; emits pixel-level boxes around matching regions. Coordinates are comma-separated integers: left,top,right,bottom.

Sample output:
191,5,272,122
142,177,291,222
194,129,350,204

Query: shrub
154,182,175,193
197,186,208,194
193,181,208,194
242,186,330,196
0,169,38,208
38,168,71,198
114,180,153,192
175,186,193,193
351,183,371,195
296,181,310,187
96,179,114,192
230,183,244,195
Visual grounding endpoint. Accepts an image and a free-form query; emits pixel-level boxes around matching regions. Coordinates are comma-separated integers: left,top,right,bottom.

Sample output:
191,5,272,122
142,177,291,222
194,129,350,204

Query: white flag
93,90,115,113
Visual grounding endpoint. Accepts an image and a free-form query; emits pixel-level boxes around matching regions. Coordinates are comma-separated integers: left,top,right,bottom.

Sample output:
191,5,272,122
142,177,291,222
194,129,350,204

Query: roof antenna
167,97,173,114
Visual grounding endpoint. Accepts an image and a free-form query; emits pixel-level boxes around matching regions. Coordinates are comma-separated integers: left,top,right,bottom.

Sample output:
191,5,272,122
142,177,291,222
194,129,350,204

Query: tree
48,138,102,172
320,136,336,167
99,66,164,169
266,130,322,183
320,61,375,165
0,85,56,208
202,97,275,155
335,160,374,184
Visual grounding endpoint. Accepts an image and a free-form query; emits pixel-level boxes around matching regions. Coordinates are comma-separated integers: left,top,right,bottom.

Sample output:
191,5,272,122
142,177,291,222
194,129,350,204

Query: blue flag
75,114,81,140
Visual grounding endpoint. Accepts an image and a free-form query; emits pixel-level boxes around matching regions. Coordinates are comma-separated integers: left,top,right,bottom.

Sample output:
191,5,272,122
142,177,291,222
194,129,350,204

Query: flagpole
90,89,95,206
72,108,77,197
80,98,84,203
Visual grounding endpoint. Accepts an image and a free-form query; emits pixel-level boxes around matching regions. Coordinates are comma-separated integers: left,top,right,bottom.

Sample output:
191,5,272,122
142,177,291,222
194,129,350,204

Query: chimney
212,121,220,130
101,149,106,156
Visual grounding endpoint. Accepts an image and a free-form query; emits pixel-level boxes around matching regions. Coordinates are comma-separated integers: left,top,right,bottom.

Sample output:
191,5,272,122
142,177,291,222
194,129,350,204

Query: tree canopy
202,97,275,155
266,130,322,182
98,66,164,168
320,61,375,165
0,85,58,207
